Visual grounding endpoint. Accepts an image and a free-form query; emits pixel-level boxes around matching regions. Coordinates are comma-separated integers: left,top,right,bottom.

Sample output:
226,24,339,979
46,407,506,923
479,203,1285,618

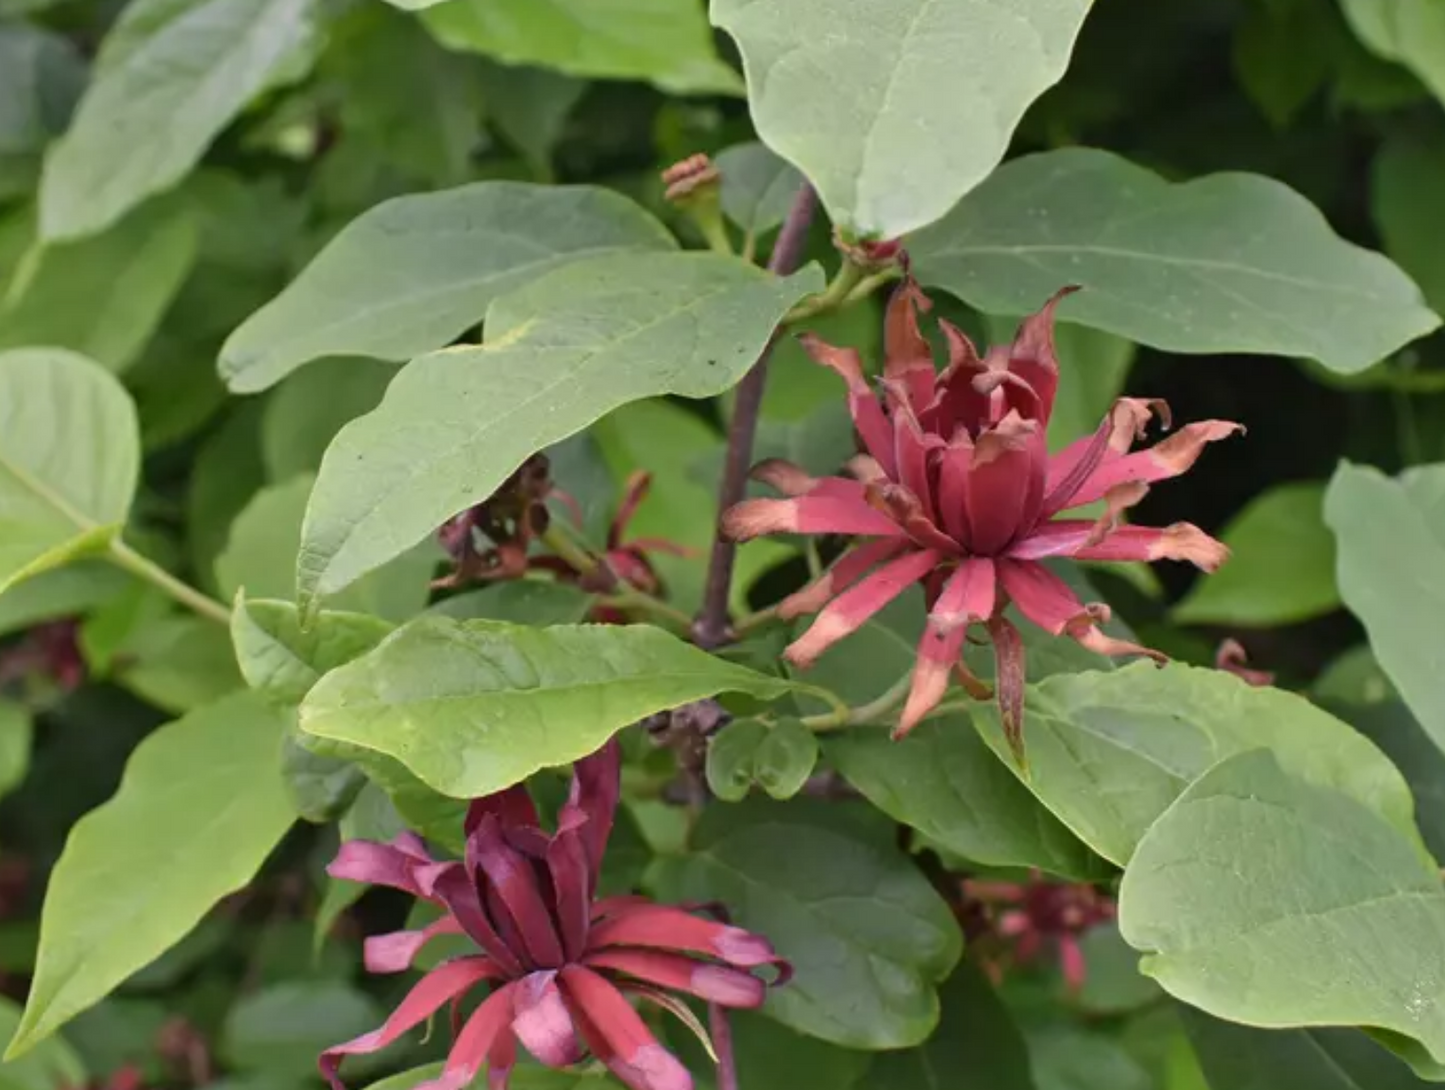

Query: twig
107,540,231,627
694,184,819,649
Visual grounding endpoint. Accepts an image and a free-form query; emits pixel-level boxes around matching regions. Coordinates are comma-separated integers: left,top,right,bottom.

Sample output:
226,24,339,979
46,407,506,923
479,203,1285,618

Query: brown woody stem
693,184,819,649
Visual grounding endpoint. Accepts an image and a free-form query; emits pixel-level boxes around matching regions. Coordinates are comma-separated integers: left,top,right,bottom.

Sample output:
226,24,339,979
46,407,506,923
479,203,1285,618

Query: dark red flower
63,1066,145,1090
434,454,554,588
723,279,1241,758
321,741,787,1090
0,619,85,692
1215,638,1274,687
963,873,1115,991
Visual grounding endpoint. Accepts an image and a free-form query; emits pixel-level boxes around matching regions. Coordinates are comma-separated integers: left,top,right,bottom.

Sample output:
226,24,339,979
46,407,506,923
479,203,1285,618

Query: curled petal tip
1158,522,1230,572
720,499,794,540
749,459,815,496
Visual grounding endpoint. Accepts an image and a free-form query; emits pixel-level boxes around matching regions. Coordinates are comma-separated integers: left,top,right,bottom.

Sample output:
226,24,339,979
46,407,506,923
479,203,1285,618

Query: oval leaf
909,148,1440,373
6,692,294,1057
1120,748,1445,1078
38,0,317,241
713,0,1092,239
972,661,1422,865
297,251,821,608
716,141,807,237
1326,461,1445,756
0,348,139,596
298,618,798,798
219,183,676,392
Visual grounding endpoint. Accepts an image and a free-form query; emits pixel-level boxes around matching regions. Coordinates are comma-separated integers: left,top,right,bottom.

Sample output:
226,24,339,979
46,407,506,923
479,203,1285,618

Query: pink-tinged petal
1060,420,1244,511
610,471,653,550
364,915,466,974
559,966,693,1090
586,948,766,1009
548,808,592,961
896,559,998,737
1080,480,1150,547
777,538,907,620
961,412,1045,555
1042,398,1168,515
1070,522,1229,571
465,786,540,840
327,836,437,896
412,981,519,1090
590,894,654,921
511,971,583,1068
587,903,781,970
319,958,499,1090
996,559,1085,635
1058,935,1087,990
868,482,961,555
785,549,942,667
470,815,564,969
929,320,992,437
1006,520,1095,561
486,1030,517,1090
1215,639,1274,687
749,459,817,496
1066,615,1168,665
934,431,973,543
429,862,525,976
721,495,904,542
568,737,622,890
845,453,887,485
798,334,895,475
1005,286,1077,426
986,615,1027,768
883,278,938,411
891,404,940,513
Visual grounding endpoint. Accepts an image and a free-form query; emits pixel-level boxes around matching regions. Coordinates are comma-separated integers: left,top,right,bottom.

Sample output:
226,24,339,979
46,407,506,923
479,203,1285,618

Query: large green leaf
231,597,394,709
828,718,1100,880
38,0,317,241
300,618,797,798
1373,131,1445,313
419,0,739,95
653,801,962,1049
475,61,586,182
1182,1009,1433,1090
217,475,433,623
0,997,86,1090
6,692,293,1057
0,563,131,638
909,148,1440,373
1326,462,1445,755
0,25,84,202
0,349,139,596
1172,481,1339,626
297,252,820,609
716,140,807,239
219,183,676,392
222,981,385,1080
1341,0,1445,109
260,358,397,482
0,199,196,371
0,701,32,802
1119,748,1445,1078
972,661,1421,866
713,0,1091,239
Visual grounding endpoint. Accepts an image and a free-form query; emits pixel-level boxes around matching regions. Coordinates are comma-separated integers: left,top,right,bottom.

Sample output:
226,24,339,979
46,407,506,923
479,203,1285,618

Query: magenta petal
511,971,583,1068
588,904,781,970
784,549,941,668
470,815,565,969
568,737,621,890
364,915,466,974
1071,522,1229,572
996,559,1085,635
429,862,524,977
883,279,939,413
892,406,939,514
798,334,896,476
1007,520,1095,560
586,948,765,1009
897,558,996,736
327,836,436,896
547,808,593,962
465,786,540,840
1004,286,1076,426
412,981,519,1090
776,538,906,620
722,493,904,541
559,966,693,1090
319,957,499,1090
987,615,1027,768
963,413,1046,555
486,1030,517,1090
1060,420,1243,510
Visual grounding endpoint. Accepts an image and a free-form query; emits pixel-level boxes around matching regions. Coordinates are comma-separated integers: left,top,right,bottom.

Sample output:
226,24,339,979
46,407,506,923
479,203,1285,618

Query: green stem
598,590,693,629
108,540,231,627
783,260,866,326
542,524,692,628
798,672,913,733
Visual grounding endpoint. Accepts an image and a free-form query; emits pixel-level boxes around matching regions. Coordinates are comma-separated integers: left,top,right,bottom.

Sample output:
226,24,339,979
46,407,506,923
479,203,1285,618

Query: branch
693,184,818,648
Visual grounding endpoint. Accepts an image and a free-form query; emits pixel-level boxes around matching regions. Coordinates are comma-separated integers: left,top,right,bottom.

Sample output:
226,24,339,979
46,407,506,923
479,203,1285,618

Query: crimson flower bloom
723,278,1241,757
321,741,787,1090
963,873,1115,991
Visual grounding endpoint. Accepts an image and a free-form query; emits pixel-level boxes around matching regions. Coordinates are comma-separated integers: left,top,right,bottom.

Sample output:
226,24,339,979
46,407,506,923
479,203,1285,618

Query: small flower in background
63,1065,145,1090
963,873,1116,991
0,619,85,693
434,454,555,588
321,740,788,1090
724,276,1241,760
1215,638,1274,687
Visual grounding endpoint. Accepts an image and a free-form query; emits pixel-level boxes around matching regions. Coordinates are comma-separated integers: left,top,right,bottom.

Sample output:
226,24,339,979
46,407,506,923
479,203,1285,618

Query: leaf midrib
0,444,99,535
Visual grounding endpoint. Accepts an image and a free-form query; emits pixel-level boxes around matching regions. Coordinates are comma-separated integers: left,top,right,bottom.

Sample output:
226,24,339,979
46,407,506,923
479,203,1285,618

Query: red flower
963,873,1115,991
723,279,1240,758
321,741,787,1090
1214,638,1274,687
0,619,85,692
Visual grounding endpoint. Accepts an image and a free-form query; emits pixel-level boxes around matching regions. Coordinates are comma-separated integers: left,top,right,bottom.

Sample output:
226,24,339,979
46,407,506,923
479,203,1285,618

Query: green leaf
653,801,962,1049
300,617,796,798
972,661,1422,866
0,348,139,597
716,141,806,238
909,148,1440,374
0,996,86,1090
0,25,85,202
1232,0,1337,128
223,981,384,1080
0,563,130,638
707,718,769,803
298,252,820,608
38,0,318,241
1029,1028,1150,1090
1119,748,1445,1078
1373,130,1445,318
219,183,676,392
1335,700,1445,864
707,716,817,802
428,581,594,626
1172,481,1339,626
475,62,586,181
0,198,196,371
0,701,33,803
1182,1009,1433,1090
110,612,244,714
827,718,1100,880
702,1008,872,1090
869,961,1034,1090
231,597,394,709
315,782,407,951
6,691,294,1057
1073,923,1161,1016
260,358,397,482
1326,461,1445,755
1340,0,1445,109
419,0,741,96
713,0,1091,239
219,475,434,623
186,399,268,593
